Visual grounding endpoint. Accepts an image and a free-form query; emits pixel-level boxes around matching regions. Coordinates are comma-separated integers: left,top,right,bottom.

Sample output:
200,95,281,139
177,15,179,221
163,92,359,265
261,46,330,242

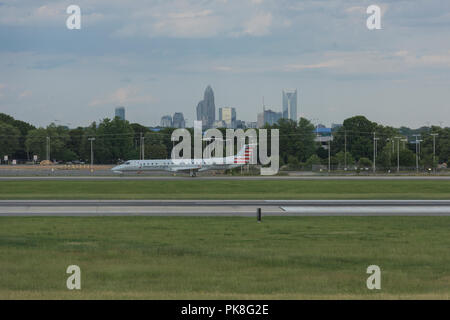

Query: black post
257,208,261,223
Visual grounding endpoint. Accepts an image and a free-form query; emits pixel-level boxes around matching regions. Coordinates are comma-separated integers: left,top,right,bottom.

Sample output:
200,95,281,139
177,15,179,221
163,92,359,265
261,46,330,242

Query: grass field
0,179,449,199
1,217,449,299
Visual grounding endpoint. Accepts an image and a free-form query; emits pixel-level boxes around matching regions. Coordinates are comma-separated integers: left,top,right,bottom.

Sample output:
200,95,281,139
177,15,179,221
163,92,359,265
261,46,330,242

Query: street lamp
413,134,421,173
328,139,331,174
344,130,347,170
395,136,402,173
46,136,50,161
88,137,95,168
431,133,438,174
373,132,379,174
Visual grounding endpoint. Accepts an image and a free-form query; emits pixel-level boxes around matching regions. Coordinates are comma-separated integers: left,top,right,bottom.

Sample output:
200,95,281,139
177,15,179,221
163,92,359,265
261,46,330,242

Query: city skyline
1,1,449,129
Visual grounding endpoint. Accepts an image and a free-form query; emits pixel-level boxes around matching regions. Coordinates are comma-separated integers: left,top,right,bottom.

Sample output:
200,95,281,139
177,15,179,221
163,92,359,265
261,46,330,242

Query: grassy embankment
0,179,449,199
1,217,449,299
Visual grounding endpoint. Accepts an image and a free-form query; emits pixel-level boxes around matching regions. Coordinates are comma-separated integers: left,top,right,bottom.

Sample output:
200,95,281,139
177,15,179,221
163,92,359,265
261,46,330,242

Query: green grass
0,180,449,199
1,217,449,299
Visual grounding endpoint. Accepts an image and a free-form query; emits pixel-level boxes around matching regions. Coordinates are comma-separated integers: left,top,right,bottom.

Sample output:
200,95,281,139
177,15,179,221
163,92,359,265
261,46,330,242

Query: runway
1,200,450,216
0,175,450,181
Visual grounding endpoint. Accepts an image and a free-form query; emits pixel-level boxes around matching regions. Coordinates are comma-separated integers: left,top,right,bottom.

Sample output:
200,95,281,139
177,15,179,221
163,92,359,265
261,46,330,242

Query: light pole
431,133,438,174
344,130,347,170
386,138,392,166
328,139,331,174
395,136,402,173
46,136,50,161
373,132,379,174
88,138,95,168
413,134,421,173
140,132,145,160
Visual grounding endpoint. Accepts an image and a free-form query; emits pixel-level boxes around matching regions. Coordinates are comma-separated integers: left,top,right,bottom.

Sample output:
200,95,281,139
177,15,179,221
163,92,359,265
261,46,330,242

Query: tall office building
115,106,125,120
172,112,186,128
219,107,236,129
282,89,297,121
160,115,172,127
257,108,282,128
196,85,215,129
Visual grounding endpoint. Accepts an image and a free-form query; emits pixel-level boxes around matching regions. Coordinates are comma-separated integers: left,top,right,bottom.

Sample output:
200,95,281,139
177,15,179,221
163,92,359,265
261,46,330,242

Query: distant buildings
212,120,227,128
160,115,172,128
246,121,257,129
196,86,216,129
257,108,282,128
160,113,185,128
235,120,246,129
115,106,125,120
219,107,237,129
282,89,297,121
314,125,333,149
172,112,185,128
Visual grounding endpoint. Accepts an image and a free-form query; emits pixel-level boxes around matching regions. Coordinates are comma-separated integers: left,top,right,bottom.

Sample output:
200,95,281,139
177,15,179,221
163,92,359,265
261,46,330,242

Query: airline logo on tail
234,145,253,164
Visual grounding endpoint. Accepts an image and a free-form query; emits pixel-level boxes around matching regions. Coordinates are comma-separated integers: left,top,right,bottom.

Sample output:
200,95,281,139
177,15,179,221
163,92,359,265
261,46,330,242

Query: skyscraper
282,89,297,121
160,115,172,127
196,85,215,129
219,107,236,129
115,106,125,120
257,108,282,128
172,112,186,128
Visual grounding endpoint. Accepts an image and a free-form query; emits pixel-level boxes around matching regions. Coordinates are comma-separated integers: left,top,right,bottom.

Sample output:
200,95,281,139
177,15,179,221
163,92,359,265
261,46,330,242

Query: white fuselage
111,145,253,175
112,156,241,173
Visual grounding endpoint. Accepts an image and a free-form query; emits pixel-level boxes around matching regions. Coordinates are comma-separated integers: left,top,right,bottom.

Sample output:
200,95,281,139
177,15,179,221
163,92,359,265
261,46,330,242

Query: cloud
19,90,32,99
212,66,234,72
242,12,273,36
284,61,339,71
89,86,156,107
0,83,5,98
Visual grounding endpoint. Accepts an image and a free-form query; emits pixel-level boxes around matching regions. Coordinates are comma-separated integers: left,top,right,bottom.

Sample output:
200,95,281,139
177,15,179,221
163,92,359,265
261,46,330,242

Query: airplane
111,144,253,177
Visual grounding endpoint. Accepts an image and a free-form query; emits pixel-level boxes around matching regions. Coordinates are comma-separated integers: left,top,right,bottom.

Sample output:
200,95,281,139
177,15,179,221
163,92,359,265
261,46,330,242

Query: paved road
1,176,450,181
1,200,449,216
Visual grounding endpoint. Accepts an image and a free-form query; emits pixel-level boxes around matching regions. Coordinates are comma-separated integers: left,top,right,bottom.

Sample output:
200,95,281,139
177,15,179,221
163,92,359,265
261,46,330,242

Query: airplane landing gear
189,170,197,177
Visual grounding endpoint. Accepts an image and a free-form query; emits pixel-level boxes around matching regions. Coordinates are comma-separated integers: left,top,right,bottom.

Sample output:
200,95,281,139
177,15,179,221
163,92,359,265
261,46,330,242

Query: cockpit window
125,161,131,165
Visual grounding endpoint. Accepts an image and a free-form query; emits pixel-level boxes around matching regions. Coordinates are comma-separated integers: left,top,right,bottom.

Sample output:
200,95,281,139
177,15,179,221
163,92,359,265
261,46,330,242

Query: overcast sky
1,0,449,128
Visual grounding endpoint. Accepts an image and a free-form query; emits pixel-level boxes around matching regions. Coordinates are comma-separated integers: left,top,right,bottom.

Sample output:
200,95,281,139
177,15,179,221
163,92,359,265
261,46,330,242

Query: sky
0,0,449,128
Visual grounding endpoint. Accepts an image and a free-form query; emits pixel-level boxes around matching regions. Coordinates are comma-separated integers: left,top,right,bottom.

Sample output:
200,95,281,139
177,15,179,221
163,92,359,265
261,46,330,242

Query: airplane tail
234,144,254,164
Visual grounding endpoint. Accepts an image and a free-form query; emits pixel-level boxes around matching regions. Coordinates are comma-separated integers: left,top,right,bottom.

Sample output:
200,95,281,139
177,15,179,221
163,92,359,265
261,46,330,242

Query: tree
332,116,378,161
287,155,300,170
25,124,72,162
0,122,20,158
358,157,372,168
304,154,321,170
270,118,315,164
398,148,416,167
25,128,47,161
0,113,35,160
334,151,355,168
67,127,86,160
377,141,395,169
46,123,71,161
82,118,135,164
145,144,168,159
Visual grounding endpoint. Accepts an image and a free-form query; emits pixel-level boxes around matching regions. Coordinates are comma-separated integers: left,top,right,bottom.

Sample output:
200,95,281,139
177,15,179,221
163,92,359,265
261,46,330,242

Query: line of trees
0,112,448,169
267,116,449,170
